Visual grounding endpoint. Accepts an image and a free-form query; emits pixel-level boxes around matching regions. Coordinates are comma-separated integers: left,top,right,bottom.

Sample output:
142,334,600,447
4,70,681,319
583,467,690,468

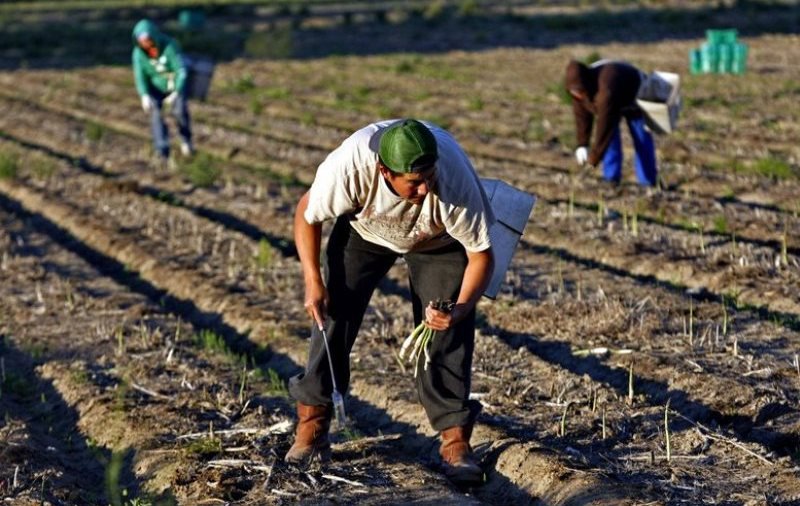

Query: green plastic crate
706,29,738,45
716,43,733,73
689,48,703,75
731,43,748,74
699,42,718,73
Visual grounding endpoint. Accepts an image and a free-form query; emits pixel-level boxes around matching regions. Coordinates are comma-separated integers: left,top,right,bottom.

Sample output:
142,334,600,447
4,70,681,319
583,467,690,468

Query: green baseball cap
378,119,438,173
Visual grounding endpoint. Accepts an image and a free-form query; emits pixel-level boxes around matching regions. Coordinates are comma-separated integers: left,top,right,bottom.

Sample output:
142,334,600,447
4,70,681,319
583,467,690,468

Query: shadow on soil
0,129,298,258
521,239,800,334
476,418,670,503
487,323,800,460
0,336,153,504
542,191,800,258
1,1,798,70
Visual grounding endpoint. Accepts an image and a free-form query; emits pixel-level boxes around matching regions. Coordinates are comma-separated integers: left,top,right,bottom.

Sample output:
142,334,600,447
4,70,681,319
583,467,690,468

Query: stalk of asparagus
399,299,454,377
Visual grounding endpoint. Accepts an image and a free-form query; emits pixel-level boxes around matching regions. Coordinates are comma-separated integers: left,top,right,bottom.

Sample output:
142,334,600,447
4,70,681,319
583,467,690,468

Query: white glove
164,91,179,110
140,95,153,113
575,146,588,165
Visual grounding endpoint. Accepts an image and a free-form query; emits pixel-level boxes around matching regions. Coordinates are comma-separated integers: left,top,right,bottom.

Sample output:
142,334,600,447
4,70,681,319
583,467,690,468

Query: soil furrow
6,66,797,232
0,127,299,257
352,240,800,502
4,6,800,506
0,89,310,187
484,250,800,450
5,103,800,403
51,47,800,199
54,44,800,186
521,204,800,318
0,331,107,504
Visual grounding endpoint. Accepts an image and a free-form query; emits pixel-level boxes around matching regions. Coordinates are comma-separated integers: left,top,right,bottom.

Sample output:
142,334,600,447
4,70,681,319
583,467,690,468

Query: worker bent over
132,19,194,167
287,119,495,486
566,59,658,186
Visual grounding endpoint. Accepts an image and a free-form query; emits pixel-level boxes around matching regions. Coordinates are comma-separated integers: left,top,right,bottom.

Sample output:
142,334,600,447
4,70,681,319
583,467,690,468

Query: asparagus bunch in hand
399,300,454,377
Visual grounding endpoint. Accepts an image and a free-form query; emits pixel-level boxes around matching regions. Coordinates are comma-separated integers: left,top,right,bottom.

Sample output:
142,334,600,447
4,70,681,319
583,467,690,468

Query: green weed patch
179,152,220,187
0,152,19,179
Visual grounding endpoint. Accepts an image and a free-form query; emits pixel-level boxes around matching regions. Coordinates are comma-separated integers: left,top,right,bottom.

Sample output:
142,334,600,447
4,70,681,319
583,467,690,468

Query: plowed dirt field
2,2,799,505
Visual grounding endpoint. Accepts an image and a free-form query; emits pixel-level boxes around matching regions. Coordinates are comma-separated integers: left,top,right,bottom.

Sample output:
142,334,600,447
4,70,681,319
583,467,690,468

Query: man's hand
164,91,179,110
140,94,153,113
424,248,493,332
424,302,467,332
303,279,328,330
575,146,588,165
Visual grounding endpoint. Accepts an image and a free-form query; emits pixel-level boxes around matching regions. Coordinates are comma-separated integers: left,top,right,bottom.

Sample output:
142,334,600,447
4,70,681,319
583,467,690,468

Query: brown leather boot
440,424,484,486
285,402,332,464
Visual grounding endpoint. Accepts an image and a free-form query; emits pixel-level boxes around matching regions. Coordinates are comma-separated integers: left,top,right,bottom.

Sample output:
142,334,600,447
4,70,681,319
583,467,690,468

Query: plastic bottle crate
699,42,718,73
731,43,748,74
706,29,738,45
689,48,703,75
717,43,733,73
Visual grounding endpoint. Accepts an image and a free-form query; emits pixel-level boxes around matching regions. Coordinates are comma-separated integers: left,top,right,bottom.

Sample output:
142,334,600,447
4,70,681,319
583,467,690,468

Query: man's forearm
589,94,617,166
456,248,494,312
572,99,593,148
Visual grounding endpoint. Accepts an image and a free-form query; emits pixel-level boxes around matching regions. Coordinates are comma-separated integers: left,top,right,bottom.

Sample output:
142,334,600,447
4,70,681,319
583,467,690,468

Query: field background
1,1,799,505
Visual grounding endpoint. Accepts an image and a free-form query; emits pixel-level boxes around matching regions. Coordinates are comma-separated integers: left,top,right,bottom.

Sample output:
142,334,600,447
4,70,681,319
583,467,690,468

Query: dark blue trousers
602,116,657,186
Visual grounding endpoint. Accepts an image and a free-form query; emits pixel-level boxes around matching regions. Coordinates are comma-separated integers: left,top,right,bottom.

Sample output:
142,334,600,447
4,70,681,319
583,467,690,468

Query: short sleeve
303,137,367,224
434,135,495,252
444,180,494,252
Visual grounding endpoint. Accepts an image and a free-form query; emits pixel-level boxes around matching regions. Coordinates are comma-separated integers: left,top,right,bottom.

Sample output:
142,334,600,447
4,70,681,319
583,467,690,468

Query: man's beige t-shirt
304,120,494,254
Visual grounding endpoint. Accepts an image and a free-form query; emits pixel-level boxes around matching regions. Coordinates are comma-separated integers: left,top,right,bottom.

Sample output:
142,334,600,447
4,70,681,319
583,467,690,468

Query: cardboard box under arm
480,179,537,299
636,71,682,135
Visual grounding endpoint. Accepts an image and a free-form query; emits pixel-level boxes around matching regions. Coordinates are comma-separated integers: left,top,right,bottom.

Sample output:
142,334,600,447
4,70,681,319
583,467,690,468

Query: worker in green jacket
132,19,193,164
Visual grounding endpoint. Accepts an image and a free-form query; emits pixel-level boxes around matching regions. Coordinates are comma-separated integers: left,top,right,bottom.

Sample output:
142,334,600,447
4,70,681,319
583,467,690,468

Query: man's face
138,35,159,58
379,163,436,205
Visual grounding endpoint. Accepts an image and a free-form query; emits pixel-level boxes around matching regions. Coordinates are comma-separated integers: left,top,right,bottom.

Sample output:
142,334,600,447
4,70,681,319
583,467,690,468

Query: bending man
566,59,657,186
132,19,194,166
287,119,495,486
